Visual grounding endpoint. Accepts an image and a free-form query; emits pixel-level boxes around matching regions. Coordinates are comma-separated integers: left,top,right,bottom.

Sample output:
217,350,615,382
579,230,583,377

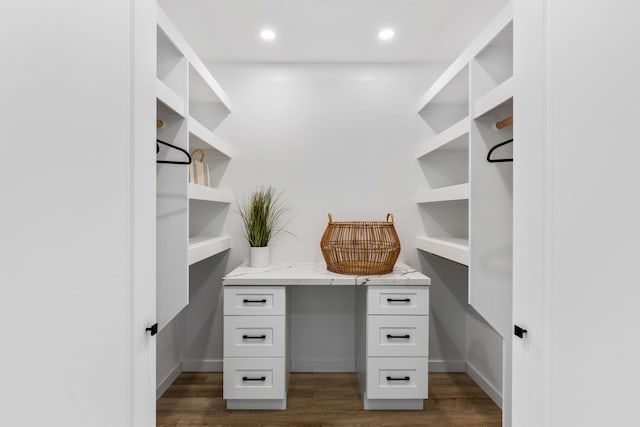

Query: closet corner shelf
188,184,233,203
416,236,469,266
415,183,470,204
188,117,233,158
416,117,470,158
156,78,186,118
474,77,514,119
157,5,232,113
415,3,512,114
416,63,468,112
188,235,231,266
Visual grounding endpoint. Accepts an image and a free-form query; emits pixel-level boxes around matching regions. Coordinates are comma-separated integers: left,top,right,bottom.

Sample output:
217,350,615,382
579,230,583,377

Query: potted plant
237,185,290,267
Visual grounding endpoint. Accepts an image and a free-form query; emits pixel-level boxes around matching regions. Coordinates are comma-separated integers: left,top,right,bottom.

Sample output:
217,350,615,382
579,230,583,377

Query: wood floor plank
157,372,501,426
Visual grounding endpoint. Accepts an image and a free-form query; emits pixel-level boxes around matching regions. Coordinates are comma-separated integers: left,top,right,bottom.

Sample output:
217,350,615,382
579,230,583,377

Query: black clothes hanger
487,138,513,163
156,139,192,165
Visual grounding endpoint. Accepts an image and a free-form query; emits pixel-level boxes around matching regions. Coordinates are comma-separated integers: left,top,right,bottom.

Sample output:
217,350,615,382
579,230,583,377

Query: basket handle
190,149,206,162
386,213,394,223
328,213,333,223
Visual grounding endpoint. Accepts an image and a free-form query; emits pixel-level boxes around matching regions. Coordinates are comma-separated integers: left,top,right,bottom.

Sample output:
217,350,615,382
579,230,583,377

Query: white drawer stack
364,286,429,406
223,286,286,409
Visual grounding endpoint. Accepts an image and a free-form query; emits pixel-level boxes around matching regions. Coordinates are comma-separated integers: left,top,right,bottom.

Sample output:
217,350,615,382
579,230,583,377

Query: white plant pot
249,246,270,268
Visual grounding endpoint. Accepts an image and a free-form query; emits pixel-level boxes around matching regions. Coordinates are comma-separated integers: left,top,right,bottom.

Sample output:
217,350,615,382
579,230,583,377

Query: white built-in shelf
474,77,514,118
416,183,470,204
156,78,186,118
188,183,233,203
188,235,231,265
416,236,469,266
416,2,512,113
417,64,469,113
188,117,233,158
417,117,470,158
157,5,232,112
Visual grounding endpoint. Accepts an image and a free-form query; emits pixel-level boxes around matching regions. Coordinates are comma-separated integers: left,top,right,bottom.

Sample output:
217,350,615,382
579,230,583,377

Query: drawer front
223,357,285,400
224,286,285,316
367,286,429,315
366,357,428,399
367,315,429,357
224,315,285,358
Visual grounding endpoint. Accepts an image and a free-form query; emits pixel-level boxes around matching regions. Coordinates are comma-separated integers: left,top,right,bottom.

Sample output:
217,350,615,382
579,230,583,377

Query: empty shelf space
416,183,470,204
416,236,469,266
474,77,513,118
157,5,232,112
189,64,232,114
188,184,233,203
188,117,233,158
156,78,186,118
188,235,231,265
417,117,470,158
417,63,470,113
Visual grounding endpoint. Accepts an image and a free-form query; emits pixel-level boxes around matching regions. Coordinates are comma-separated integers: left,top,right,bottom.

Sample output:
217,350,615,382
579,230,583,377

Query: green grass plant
237,186,290,247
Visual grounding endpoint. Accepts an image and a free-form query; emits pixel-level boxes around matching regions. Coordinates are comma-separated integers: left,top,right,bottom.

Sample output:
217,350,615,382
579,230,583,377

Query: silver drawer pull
386,376,410,381
242,376,266,382
242,334,267,340
386,334,410,339
243,298,267,304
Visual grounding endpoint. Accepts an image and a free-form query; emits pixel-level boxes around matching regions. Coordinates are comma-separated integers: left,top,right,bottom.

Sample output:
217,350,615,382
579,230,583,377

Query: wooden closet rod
496,115,513,129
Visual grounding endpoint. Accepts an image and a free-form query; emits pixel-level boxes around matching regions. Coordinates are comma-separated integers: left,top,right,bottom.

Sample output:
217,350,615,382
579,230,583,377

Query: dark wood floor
157,372,501,426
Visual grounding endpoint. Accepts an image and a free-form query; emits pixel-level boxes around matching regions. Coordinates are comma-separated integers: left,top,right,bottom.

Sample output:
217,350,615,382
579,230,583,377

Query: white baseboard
182,358,223,372
428,359,466,372
465,361,502,408
290,359,355,372
156,362,182,400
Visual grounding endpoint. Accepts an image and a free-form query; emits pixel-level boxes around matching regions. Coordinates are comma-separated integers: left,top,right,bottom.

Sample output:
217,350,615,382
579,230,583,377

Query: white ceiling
158,0,509,64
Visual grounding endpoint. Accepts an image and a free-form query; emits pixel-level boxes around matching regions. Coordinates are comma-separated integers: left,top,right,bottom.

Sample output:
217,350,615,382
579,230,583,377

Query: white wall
216,63,439,267
418,253,468,371
0,1,151,426
466,306,504,405
156,316,184,397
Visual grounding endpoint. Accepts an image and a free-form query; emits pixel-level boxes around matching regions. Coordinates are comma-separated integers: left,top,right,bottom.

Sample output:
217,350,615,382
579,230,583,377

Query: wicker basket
320,213,401,275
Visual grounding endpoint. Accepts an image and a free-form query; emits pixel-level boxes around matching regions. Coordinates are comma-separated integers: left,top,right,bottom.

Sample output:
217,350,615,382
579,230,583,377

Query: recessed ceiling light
260,29,276,41
378,28,395,41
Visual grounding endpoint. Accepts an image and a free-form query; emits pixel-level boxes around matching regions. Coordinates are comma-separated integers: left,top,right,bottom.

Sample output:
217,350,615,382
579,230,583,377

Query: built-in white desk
222,262,431,410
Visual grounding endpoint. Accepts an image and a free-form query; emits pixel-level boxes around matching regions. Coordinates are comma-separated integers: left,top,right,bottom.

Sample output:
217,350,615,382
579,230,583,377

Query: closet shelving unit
415,60,471,266
156,5,234,330
415,3,513,416
415,183,470,204
415,1,513,337
469,15,513,339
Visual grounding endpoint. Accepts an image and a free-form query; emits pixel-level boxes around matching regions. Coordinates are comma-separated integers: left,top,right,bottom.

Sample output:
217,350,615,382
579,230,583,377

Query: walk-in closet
4,1,639,426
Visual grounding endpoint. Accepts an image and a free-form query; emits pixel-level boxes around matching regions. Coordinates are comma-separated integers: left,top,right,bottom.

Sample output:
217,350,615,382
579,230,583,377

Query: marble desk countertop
223,262,430,286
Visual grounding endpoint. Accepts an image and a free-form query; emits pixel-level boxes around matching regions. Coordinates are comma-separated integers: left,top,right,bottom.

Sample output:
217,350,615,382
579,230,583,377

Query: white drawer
367,315,429,357
224,315,285,358
224,286,285,316
223,357,286,400
367,286,429,315
366,357,428,400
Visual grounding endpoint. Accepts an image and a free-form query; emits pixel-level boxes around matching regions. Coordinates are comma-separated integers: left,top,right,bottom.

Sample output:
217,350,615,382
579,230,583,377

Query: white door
131,0,157,426
513,1,640,426
512,1,550,425
1,1,156,426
